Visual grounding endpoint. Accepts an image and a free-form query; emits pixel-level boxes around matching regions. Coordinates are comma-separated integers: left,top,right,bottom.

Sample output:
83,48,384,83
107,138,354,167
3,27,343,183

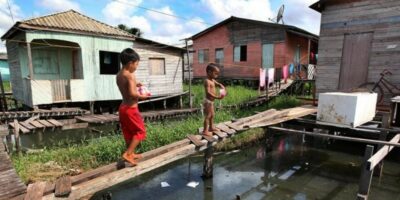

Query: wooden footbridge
0,127,26,200
28,105,315,200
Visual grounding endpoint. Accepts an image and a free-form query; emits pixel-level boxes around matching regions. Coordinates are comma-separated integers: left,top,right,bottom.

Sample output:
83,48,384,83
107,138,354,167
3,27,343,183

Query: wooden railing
51,80,71,102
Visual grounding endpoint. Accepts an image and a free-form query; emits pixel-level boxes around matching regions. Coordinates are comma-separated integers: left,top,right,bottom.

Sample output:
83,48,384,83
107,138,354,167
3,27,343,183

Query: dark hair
206,63,220,73
120,48,140,65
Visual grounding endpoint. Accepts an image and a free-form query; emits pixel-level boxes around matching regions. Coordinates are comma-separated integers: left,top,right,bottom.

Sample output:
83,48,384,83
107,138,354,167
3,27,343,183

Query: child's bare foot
132,153,143,160
123,152,138,166
202,131,213,137
209,127,218,132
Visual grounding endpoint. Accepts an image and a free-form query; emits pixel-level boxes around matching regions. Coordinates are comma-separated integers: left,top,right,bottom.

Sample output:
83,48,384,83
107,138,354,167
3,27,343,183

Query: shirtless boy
203,63,225,136
116,48,148,165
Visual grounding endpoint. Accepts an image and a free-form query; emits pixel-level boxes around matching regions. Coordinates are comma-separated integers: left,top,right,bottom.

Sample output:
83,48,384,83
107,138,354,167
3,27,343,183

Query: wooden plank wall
135,44,183,96
6,40,24,102
316,0,400,94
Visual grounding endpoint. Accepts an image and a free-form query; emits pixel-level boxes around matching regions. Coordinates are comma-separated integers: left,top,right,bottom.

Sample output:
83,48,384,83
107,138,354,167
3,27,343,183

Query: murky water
91,134,400,200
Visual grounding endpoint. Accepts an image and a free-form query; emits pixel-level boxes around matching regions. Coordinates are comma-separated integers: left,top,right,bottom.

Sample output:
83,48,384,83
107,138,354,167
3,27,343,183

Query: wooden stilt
163,100,167,110
357,145,374,200
89,101,94,114
13,119,21,154
6,134,12,153
179,96,183,109
202,147,214,178
374,131,388,177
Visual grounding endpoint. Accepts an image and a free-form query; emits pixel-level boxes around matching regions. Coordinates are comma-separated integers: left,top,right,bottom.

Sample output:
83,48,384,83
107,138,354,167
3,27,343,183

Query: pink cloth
282,65,289,83
259,68,266,87
268,68,275,85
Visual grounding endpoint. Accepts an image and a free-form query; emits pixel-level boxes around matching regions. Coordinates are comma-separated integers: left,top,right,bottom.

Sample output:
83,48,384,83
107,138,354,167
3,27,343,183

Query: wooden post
5,134,12,153
357,145,374,200
179,96,183,109
307,39,311,65
184,39,193,108
27,42,34,80
89,101,94,114
374,131,387,178
0,72,7,111
202,147,214,178
13,119,21,154
312,80,316,106
163,100,167,110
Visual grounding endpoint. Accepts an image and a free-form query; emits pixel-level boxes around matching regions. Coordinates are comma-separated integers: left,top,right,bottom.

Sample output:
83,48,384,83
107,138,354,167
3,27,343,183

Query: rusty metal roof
2,10,135,40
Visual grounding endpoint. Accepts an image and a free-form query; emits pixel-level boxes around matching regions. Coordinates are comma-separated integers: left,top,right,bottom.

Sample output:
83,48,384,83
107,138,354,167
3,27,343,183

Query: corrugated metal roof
3,10,135,40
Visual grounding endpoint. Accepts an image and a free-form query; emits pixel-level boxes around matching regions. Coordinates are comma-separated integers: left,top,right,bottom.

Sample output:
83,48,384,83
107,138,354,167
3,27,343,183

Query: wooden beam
357,145,374,200
29,121,45,129
47,119,63,127
61,123,88,130
24,115,39,124
24,181,46,200
38,120,55,128
270,127,400,148
55,176,71,197
216,123,235,135
187,135,205,147
13,120,20,153
43,139,191,195
43,144,198,200
367,134,400,171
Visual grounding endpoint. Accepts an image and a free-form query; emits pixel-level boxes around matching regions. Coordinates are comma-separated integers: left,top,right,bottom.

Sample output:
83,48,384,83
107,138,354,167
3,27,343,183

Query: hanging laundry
289,63,294,74
282,65,289,83
259,68,266,88
268,68,275,86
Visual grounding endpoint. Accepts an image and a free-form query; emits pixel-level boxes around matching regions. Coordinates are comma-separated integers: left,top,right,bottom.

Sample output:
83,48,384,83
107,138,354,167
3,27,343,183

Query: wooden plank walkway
75,108,200,124
0,139,26,200
8,119,64,134
40,105,316,200
0,108,89,121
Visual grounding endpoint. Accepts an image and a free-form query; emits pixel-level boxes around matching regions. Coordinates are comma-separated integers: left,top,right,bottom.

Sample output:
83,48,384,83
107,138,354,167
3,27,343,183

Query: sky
0,0,321,52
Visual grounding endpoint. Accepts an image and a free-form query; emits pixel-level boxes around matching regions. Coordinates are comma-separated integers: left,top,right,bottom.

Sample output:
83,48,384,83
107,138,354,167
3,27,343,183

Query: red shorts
119,104,146,144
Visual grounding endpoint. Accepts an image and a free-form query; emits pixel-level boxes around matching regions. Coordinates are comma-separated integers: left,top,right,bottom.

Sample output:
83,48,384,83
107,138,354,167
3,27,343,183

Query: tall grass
183,84,259,107
12,88,300,183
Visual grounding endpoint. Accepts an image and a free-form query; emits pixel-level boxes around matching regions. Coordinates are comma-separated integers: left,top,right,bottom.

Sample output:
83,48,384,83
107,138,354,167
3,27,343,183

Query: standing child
116,48,149,166
203,63,225,136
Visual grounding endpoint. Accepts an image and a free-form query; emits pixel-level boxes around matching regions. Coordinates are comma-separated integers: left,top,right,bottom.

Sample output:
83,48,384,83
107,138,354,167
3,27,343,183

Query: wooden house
310,0,400,95
190,16,319,80
1,10,184,108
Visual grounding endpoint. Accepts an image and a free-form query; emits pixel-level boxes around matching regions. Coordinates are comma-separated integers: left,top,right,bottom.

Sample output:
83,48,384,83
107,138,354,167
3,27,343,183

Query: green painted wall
0,60,10,81
26,32,134,102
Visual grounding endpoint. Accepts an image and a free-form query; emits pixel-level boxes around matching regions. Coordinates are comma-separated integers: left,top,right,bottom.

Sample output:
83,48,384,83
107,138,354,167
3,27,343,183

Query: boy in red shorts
116,48,148,166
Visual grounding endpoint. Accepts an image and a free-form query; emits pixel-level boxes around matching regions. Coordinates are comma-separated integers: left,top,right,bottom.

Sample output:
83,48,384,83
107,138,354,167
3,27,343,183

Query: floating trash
293,165,301,170
187,181,199,188
278,169,296,180
161,182,170,188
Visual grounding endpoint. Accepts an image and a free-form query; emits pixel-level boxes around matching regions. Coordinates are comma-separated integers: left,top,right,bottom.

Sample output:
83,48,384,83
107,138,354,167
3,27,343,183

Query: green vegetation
2,81,11,92
183,84,259,107
12,85,301,183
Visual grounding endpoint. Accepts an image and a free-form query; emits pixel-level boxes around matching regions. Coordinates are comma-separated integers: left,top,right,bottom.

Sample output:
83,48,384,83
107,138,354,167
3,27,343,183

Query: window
100,51,120,74
215,48,224,64
234,45,247,62
198,49,209,64
149,58,165,75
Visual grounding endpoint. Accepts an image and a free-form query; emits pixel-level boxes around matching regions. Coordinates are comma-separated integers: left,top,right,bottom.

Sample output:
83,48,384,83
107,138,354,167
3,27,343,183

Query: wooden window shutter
149,58,165,75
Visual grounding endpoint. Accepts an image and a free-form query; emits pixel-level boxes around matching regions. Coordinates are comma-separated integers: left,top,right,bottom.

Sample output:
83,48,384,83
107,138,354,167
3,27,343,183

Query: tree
117,24,143,37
